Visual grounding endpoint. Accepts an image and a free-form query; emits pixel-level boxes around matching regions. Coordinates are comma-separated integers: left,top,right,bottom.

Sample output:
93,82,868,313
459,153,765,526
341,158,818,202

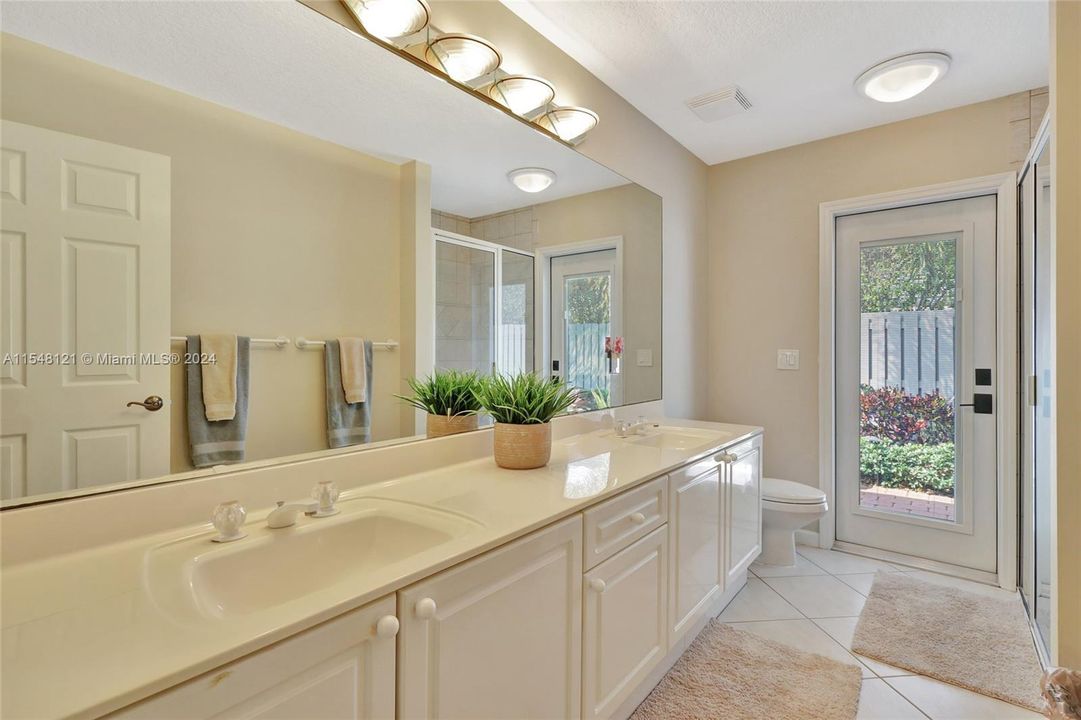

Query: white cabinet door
725,436,763,587
582,526,668,720
398,515,583,720
668,457,722,646
108,595,397,720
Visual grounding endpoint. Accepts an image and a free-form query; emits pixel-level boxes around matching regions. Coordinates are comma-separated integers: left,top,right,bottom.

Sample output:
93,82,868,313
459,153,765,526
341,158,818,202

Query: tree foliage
860,240,956,312
566,275,610,324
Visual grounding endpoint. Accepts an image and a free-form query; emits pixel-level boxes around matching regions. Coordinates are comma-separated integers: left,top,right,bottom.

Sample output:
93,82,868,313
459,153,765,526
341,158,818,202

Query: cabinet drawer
583,476,667,570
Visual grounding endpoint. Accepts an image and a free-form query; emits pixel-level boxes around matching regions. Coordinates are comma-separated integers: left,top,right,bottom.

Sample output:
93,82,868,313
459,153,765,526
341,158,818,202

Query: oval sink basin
626,427,726,451
147,499,480,619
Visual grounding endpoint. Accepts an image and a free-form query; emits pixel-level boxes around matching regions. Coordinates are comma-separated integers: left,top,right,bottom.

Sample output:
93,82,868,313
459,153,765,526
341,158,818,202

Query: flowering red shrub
859,385,954,445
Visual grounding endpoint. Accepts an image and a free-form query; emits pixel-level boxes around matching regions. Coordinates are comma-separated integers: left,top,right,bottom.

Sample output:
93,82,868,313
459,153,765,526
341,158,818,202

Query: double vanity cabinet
107,432,762,720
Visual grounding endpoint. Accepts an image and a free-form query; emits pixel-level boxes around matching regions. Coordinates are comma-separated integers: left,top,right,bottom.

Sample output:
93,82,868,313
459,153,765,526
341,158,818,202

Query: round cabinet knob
376,614,400,638
629,512,647,525
415,597,437,620
589,578,607,593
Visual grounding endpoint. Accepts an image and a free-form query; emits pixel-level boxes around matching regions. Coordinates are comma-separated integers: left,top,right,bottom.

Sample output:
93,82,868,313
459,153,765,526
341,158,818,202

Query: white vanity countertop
0,418,761,719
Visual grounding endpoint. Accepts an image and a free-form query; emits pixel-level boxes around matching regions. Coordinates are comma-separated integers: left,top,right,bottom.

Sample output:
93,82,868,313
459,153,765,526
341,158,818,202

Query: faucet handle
312,480,341,517
211,500,247,543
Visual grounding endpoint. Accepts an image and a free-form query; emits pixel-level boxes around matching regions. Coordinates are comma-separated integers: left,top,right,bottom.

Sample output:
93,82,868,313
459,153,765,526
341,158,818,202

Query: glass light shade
346,0,430,40
538,106,599,142
425,33,502,83
856,52,950,103
488,75,556,116
508,168,556,193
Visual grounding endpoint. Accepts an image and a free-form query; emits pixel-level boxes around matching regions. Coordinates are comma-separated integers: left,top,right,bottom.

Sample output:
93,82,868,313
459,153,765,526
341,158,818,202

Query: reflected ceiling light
855,52,951,103
537,106,599,142
344,0,430,41
487,75,556,117
508,167,556,193
425,33,502,83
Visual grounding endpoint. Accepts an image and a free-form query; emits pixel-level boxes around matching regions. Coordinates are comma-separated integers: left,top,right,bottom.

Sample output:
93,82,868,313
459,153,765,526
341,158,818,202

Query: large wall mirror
0,1,662,507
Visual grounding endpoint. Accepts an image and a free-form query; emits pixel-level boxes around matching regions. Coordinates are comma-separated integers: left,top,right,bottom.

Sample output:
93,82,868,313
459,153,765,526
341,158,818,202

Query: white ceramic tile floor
762,574,868,618
717,577,803,622
725,546,1045,720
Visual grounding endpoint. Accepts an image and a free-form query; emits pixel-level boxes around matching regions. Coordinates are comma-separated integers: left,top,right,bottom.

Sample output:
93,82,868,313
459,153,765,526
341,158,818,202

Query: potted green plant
474,373,578,469
397,370,484,438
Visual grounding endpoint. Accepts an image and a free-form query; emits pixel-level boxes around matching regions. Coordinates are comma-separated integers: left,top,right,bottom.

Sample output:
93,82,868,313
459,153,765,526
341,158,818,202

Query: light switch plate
777,349,800,370
637,349,654,367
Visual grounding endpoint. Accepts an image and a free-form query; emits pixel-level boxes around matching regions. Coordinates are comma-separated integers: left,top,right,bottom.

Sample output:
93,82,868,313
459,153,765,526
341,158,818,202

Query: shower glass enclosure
434,232,534,377
1019,124,1053,657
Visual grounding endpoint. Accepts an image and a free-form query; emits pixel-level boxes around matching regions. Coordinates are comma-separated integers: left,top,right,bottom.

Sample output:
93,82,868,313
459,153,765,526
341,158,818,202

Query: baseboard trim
831,540,1000,586
795,529,820,548
610,571,749,720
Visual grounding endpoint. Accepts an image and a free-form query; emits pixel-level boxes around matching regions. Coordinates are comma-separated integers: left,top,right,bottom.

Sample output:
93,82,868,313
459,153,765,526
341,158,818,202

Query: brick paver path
859,485,956,521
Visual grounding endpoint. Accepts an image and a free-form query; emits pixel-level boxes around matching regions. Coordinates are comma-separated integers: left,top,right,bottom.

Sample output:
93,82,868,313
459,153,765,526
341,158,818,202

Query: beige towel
338,337,368,404
200,333,238,421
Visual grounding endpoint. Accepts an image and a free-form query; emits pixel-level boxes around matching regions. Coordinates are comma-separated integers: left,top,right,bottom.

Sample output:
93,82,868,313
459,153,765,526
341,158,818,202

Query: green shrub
859,437,955,494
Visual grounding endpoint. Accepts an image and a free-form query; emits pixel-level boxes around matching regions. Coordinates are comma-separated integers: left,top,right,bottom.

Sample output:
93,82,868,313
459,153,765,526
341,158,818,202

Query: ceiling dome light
856,52,951,103
345,0,430,41
537,106,599,143
425,33,502,83
508,167,556,193
488,75,556,117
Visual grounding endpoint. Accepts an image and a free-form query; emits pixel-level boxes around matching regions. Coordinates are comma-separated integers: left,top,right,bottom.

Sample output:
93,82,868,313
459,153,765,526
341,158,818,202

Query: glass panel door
858,237,958,522
551,249,619,410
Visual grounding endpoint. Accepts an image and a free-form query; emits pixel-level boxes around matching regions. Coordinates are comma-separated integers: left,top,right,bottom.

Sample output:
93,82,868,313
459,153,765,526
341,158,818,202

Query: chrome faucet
266,500,318,529
615,417,654,438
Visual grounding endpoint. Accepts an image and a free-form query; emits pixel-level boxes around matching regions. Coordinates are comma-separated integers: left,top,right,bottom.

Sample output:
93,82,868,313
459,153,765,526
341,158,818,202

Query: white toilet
760,477,829,566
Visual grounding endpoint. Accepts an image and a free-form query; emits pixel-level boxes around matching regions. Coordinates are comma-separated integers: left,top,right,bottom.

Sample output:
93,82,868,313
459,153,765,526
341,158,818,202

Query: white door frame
534,237,624,390
818,173,1018,589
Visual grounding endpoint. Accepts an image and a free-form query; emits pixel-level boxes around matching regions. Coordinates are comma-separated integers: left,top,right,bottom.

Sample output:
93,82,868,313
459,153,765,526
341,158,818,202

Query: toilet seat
762,477,827,505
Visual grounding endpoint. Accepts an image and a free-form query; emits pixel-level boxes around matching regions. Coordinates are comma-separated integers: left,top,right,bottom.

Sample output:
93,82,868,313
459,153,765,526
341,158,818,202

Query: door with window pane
550,249,620,410
835,196,998,573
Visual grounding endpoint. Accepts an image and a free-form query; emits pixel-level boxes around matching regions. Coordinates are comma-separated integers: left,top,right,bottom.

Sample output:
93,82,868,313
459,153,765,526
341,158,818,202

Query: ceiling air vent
686,86,752,122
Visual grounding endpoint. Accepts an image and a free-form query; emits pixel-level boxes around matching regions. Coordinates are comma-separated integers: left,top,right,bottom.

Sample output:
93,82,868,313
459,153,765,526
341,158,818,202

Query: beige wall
706,95,1023,491
1,35,409,472
532,184,663,404
1050,0,1081,669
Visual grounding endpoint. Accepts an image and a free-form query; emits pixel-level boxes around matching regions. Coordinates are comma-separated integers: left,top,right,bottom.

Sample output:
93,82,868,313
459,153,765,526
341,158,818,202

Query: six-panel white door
0,120,170,500
583,526,668,719
107,595,397,719
397,515,583,720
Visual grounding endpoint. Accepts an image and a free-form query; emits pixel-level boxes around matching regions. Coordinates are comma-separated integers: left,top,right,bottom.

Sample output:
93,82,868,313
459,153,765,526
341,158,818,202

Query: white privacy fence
565,323,609,393
860,310,954,398
498,324,530,375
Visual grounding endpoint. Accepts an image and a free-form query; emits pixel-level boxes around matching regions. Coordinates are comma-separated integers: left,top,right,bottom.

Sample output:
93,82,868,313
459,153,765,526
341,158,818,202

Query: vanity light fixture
508,167,556,193
855,52,951,103
425,33,502,83
343,0,431,41
487,75,556,117
537,106,599,143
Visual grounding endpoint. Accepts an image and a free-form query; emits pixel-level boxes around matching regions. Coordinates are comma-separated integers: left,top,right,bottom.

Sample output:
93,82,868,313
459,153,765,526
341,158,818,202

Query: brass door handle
127,395,164,412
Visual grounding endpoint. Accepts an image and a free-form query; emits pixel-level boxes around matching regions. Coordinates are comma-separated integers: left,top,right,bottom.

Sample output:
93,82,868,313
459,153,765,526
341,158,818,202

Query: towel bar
296,337,399,351
170,335,289,348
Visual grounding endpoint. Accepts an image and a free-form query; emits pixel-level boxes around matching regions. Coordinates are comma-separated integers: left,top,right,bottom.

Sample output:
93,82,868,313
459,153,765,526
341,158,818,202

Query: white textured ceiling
0,1,628,217
504,0,1049,164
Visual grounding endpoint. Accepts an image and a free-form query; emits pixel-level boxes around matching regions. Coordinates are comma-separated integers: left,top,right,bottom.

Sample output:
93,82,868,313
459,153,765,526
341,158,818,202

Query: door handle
127,395,164,412
959,393,993,414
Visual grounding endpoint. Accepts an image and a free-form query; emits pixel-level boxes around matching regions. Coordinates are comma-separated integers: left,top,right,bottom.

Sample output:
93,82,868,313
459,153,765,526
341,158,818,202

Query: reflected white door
835,196,997,573
551,249,621,408
0,120,170,500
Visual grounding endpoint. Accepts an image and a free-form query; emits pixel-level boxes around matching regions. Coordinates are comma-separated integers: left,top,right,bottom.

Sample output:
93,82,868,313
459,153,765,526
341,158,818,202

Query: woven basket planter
493,422,552,469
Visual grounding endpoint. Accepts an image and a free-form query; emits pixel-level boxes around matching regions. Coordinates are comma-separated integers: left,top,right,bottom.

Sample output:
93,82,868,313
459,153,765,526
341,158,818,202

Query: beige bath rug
852,572,1044,711
631,621,862,720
